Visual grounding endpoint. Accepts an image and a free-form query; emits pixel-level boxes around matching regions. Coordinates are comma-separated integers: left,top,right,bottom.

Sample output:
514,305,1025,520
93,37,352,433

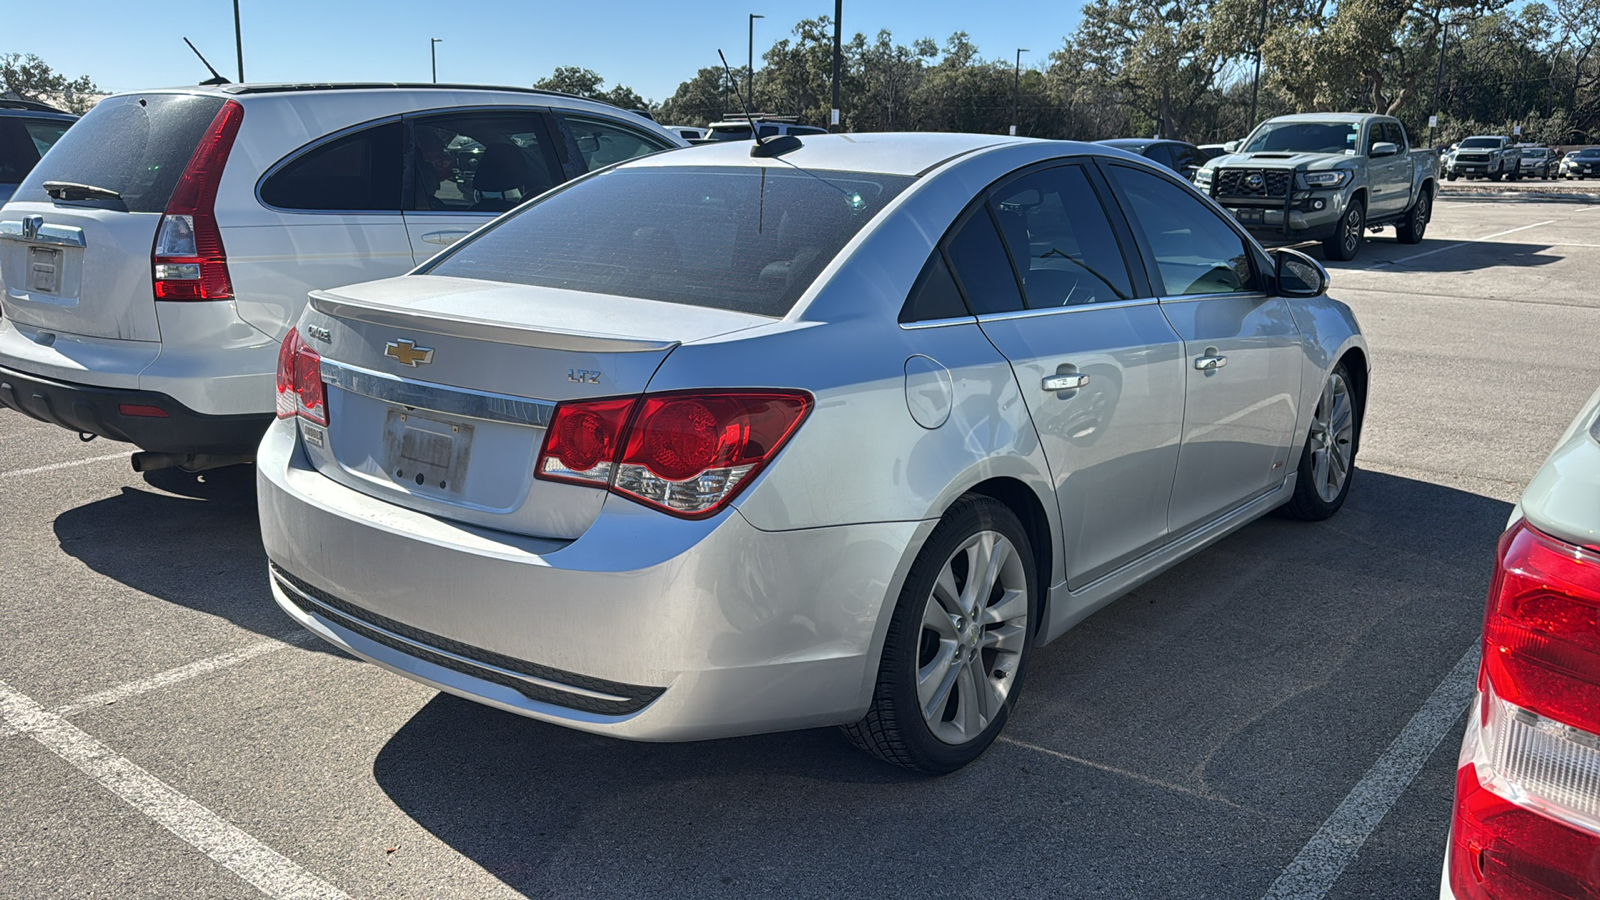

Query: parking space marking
1365,220,1556,270
0,678,350,900
1258,645,1480,900
0,451,128,480
52,633,315,719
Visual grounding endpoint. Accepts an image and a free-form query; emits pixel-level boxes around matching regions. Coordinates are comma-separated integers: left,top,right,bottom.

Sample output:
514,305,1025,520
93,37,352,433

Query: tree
0,54,100,115
658,66,736,127
532,66,650,112
1074,0,1228,139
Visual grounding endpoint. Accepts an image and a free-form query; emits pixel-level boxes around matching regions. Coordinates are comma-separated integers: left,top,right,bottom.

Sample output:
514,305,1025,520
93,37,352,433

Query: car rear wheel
1396,188,1430,244
842,495,1037,774
1276,363,1358,521
1322,201,1365,262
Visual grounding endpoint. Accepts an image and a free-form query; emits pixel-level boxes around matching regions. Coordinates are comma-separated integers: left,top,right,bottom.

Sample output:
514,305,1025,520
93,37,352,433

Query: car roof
621,132,1047,177
1097,138,1162,149
1263,113,1387,124
0,107,77,122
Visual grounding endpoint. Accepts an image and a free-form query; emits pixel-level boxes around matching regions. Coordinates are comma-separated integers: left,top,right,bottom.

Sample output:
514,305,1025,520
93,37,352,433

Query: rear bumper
256,418,923,741
0,362,272,453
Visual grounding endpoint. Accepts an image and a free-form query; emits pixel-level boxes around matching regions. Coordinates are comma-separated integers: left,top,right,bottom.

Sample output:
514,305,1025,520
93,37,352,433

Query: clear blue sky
6,0,1084,104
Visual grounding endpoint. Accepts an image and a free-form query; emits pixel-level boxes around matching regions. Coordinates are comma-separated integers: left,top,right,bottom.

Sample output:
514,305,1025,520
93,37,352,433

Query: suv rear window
424,165,914,317
15,93,226,212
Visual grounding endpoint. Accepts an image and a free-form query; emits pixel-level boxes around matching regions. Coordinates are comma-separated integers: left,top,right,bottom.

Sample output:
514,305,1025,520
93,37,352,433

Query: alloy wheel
1307,371,1355,503
1343,207,1363,255
916,530,1029,745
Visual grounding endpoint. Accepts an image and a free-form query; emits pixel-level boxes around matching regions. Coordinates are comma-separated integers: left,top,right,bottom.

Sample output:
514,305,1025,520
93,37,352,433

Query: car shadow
1310,237,1567,274
370,469,1510,899
51,464,342,653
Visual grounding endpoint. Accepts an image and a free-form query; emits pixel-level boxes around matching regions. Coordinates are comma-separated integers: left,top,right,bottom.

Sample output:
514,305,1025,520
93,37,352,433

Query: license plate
1234,208,1264,225
382,408,473,495
27,247,61,294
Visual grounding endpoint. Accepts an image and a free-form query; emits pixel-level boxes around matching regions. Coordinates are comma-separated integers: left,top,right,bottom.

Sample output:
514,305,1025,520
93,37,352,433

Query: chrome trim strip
975,296,1158,323
273,574,630,703
0,220,86,248
320,358,555,428
310,291,679,353
1155,291,1271,305
899,315,978,330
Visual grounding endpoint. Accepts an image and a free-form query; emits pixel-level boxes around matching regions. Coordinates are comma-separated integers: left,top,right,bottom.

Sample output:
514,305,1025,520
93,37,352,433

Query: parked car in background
1196,112,1439,261
260,132,1368,775
1562,147,1600,179
1443,384,1600,900
704,116,829,141
1197,143,1230,159
1516,146,1557,179
1095,138,1213,181
0,99,76,206
1447,135,1520,181
663,125,704,141
0,83,685,472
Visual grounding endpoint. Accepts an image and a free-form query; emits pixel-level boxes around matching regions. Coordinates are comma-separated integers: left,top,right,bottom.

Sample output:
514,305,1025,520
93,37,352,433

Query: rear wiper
43,181,123,202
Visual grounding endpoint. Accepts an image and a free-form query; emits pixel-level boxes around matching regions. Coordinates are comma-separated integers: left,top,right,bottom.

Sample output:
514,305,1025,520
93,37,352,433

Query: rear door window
424,164,912,317
411,111,559,213
943,207,1026,315
556,115,671,172
260,121,403,212
899,252,970,323
991,164,1134,307
14,93,225,212
1141,143,1177,169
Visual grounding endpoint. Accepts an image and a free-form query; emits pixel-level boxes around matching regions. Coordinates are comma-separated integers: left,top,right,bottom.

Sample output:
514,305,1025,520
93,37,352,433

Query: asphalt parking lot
3,194,1598,899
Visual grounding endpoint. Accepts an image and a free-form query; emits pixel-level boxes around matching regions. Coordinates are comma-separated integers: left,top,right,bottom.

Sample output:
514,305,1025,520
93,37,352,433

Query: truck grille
1457,153,1491,163
1215,168,1291,199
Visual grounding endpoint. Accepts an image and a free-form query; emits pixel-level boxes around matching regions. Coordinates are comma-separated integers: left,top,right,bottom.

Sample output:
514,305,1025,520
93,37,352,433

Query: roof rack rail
0,98,71,114
714,113,799,123
217,82,586,102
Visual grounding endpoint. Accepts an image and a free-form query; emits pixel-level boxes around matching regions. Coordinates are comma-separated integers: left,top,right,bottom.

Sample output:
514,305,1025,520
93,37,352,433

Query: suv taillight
1449,520,1600,900
536,390,811,518
274,329,327,426
153,100,243,301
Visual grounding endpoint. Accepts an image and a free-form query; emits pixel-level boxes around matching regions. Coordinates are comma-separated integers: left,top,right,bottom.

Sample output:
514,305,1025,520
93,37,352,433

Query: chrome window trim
899,315,978,331
320,358,555,428
1154,290,1270,305
973,296,1159,323
0,220,86,248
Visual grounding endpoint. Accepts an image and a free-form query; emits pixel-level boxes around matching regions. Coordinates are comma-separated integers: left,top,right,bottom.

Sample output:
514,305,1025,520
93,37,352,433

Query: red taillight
117,403,169,418
274,329,327,426
535,389,811,517
1484,520,1600,735
1450,762,1600,900
153,100,243,301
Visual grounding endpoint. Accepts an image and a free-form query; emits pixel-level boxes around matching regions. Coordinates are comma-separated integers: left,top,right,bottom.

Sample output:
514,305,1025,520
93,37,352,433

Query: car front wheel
843,495,1037,774
1322,201,1365,262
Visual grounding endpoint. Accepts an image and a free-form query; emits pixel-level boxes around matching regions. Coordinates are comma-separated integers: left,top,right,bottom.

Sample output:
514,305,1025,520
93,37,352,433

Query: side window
756,124,779,139
1176,145,1210,170
991,164,1133,307
1106,163,1258,297
23,119,71,159
943,208,1025,315
560,115,671,171
1142,143,1177,169
0,120,40,181
261,121,402,212
898,252,970,323
1385,122,1409,152
412,111,557,213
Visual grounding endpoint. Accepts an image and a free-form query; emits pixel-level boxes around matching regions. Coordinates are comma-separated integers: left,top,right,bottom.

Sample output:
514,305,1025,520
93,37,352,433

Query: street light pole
830,0,842,130
1011,49,1029,136
233,0,245,82
431,38,441,84
748,13,764,114
1248,0,1266,128
1429,20,1451,148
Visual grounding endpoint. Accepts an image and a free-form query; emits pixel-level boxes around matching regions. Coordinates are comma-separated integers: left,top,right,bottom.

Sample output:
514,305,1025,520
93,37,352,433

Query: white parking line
1366,220,1556,269
1258,645,1480,900
0,451,128,479
52,633,314,718
0,678,350,900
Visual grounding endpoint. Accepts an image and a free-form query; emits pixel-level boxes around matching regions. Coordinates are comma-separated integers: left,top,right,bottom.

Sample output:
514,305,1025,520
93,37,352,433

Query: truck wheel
1447,173,1458,181
1322,201,1365,262
1396,188,1431,244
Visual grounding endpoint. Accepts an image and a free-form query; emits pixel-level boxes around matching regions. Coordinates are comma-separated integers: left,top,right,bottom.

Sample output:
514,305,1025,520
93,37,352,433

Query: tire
842,495,1038,774
1446,173,1457,181
1321,200,1365,262
1395,187,1431,244
1275,362,1359,521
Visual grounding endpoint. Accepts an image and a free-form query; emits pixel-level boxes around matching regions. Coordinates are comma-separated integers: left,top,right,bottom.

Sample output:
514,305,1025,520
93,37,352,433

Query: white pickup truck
1446,135,1521,181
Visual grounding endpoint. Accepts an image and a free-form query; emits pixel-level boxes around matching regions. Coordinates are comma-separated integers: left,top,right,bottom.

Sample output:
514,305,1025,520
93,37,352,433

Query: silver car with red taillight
260,133,1369,773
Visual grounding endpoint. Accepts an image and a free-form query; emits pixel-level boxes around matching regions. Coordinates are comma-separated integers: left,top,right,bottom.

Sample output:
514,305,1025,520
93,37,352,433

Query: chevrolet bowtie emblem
384,339,434,367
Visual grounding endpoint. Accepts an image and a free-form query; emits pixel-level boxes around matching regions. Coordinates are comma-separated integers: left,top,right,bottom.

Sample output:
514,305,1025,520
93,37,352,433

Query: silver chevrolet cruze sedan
260,133,1368,773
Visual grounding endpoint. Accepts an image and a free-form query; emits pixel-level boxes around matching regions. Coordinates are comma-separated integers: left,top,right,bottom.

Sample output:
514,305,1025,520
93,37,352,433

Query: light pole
431,38,442,83
748,13,763,114
233,0,245,82
1247,0,1266,129
830,0,842,130
1011,48,1029,136
1428,20,1455,149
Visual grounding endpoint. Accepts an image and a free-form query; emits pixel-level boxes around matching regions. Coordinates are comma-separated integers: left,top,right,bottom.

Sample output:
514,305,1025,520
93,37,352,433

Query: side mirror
1371,141,1399,158
1223,140,1240,153
1274,248,1328,296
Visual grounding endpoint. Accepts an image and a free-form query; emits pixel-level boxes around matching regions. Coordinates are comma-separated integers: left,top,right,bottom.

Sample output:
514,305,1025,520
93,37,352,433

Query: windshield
1580,149,1600,158
1460,138,1502,149
1242,122,1358,154
424,164,915,317
1522,149,1549,158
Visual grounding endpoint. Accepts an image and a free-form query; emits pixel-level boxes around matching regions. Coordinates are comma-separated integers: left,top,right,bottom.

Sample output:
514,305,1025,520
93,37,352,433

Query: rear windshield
708,125,753,141
424,164,914,317
15,93,226,212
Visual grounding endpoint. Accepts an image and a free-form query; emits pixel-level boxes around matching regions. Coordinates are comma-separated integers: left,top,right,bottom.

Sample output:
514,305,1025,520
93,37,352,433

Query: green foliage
533,66,649,112
0,54,100,115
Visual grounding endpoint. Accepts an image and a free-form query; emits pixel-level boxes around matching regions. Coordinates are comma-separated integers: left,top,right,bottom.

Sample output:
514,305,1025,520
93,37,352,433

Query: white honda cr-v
0,83,684,471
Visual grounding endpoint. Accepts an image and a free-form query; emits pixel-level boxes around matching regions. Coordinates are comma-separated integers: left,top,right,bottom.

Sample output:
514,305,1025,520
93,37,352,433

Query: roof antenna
183,38,231,86
718,49,801,159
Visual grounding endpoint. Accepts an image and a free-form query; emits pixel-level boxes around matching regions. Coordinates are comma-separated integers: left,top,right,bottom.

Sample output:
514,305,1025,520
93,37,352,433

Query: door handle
421,230,473,245
1194,355,1227,371
1042,373,1090,392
